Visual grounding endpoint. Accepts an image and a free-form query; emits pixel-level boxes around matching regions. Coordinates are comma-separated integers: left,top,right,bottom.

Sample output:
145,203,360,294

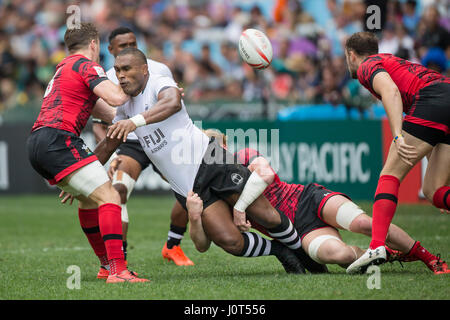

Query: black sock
267,213,302,250
167,224,186,249
239,232,272,257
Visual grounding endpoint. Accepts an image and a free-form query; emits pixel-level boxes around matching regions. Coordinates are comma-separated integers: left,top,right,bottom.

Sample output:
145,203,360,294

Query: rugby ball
238,29,273,69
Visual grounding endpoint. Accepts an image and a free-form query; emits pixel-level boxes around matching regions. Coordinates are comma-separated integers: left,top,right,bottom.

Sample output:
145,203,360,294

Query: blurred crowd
0,0,449,117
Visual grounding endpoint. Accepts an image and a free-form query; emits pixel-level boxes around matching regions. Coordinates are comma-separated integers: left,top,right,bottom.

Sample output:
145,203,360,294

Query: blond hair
203,129,227,147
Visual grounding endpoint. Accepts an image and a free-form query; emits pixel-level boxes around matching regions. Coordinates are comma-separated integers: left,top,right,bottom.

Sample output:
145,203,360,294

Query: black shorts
293,183,350,239
175,138,251,210
27,127,98,185
403,83,450,146
116,139,153,171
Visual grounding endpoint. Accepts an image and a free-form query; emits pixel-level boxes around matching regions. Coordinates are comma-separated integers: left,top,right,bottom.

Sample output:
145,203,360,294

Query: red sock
98,203,126,275
432,186,450,210
408,241,437,265
78,208,108,264
370,175,400,249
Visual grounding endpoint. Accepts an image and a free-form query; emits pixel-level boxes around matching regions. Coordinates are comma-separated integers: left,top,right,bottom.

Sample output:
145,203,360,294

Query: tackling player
26,23,148,283
94,48,309,274
344,32,449,274
91,27,193,270
185,130,448,274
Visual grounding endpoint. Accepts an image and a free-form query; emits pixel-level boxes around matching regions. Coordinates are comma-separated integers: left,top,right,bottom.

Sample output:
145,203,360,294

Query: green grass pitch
0,194,449,300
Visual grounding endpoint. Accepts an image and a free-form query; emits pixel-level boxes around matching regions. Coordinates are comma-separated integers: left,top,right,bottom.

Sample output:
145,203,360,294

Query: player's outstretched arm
92,98,116,124
372,72,417,165
107,86,182,142
94,136,122,165
93,80,130,106
186,191,211,253
142,86,182,124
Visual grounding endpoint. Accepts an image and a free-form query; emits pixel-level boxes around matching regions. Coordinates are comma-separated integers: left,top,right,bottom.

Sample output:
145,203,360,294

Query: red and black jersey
357,53,450,113
235,148,305,224
31,54,108,136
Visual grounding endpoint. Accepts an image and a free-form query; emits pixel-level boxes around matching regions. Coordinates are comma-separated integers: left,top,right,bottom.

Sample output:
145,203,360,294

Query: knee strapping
335,201,364,230
112,170,136,200
307,235,342,264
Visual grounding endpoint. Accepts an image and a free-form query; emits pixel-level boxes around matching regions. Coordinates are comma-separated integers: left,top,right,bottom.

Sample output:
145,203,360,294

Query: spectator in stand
421,47,448,75
402,0,420,36
416,5,450,59
1,0,448,120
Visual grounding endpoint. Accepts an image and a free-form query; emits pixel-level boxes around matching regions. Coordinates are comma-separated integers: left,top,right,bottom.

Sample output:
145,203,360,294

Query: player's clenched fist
233,208,251,233
186,191,203,221
107,119,137,142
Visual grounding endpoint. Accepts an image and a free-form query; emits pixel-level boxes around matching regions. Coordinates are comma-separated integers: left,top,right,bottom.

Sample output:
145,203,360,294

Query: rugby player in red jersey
344,32,449,274
26,23,149,283
186,130,447,274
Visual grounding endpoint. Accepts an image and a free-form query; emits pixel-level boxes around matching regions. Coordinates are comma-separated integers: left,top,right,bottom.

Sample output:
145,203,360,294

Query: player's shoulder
148,73,177,90
147,59,172,77
358,54,389,84
68,54,104,73
361,53,389,66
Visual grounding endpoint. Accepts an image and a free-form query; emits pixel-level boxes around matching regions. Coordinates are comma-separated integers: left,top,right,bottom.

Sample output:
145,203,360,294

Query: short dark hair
109,27,134,44
64,22,99,53
345,32,379,56
117,47,147,65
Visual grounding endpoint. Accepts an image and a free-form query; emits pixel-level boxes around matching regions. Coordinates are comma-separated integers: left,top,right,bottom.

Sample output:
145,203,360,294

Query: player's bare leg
414,143,450,273
224,193,316,273
302,227,364,268
347,131,434,274
321,195,415,253
321,195,448,272
201,199,305,274
162,201,194,266
201,200,245,255
225,192,306,250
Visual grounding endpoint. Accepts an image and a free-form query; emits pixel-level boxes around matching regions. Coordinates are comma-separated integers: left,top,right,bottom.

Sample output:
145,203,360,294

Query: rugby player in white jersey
92,28,194,273
94,47,308,273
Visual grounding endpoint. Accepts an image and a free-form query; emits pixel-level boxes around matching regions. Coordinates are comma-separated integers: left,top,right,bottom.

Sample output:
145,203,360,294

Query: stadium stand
0,0,449,120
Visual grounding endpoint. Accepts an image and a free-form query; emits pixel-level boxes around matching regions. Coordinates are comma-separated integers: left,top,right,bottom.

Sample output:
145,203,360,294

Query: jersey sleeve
357,55,387,92
74,59,109,91
153,75,178,96
159,64,173,79
235,148,262,167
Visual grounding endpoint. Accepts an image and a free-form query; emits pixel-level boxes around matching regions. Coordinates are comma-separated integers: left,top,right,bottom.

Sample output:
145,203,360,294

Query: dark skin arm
107,86,182,142
94,135,123,165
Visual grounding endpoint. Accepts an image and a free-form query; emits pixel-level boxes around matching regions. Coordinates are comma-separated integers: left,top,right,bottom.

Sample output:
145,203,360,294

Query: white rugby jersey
107,58,173,140
114,75,210,196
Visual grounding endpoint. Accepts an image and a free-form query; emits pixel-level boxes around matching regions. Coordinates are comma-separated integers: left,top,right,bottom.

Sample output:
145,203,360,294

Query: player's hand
394,135,418,166
59,190,74,205
107,119,136,142
440,208,449,215
233,208,251,232
186,191,203,221
107,157,121,180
